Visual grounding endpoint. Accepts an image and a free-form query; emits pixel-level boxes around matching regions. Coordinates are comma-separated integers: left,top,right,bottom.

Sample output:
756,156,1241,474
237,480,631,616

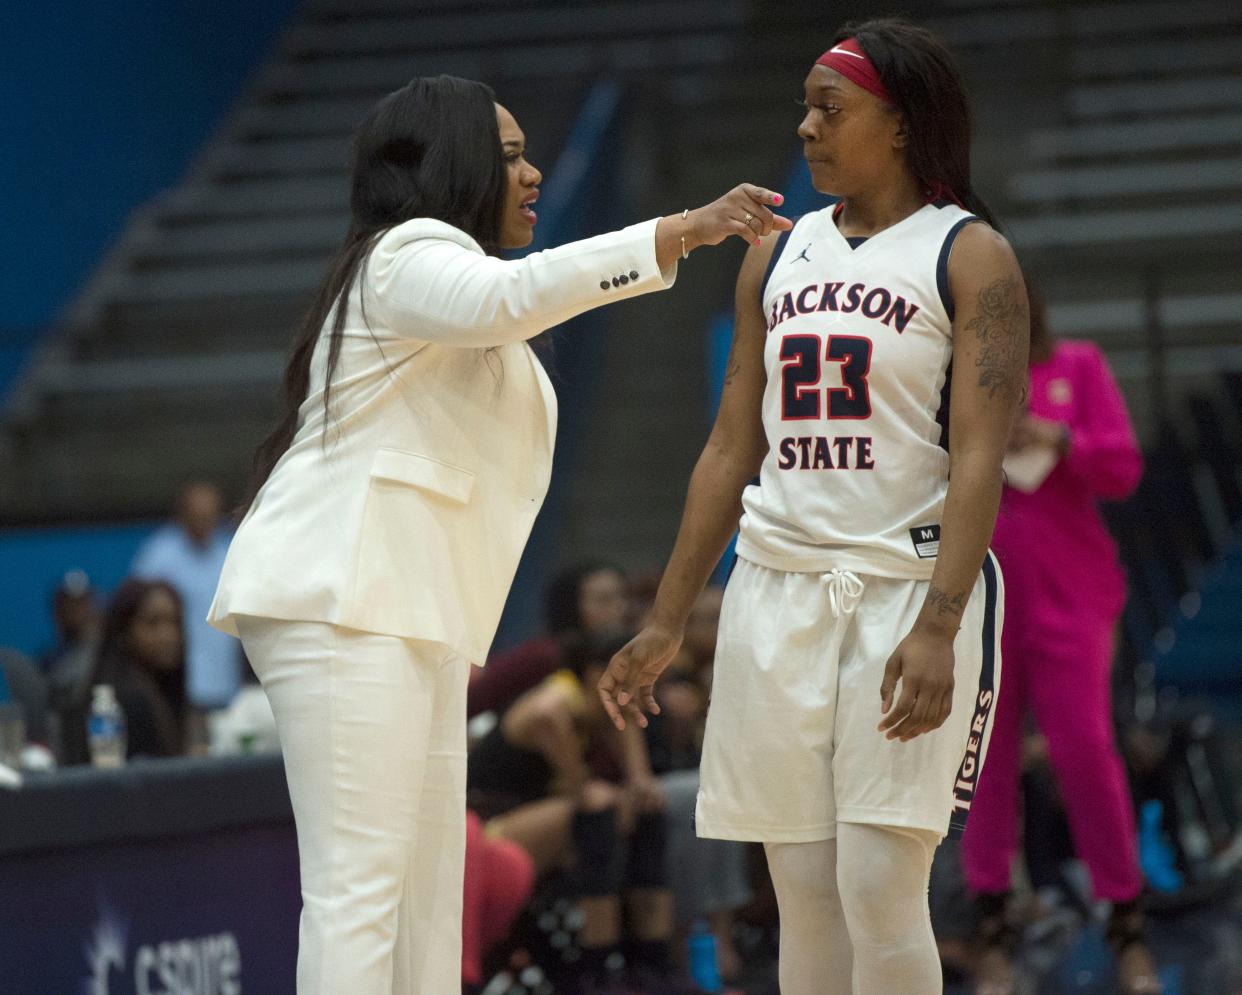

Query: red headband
815,37,893,105
814,38,965,208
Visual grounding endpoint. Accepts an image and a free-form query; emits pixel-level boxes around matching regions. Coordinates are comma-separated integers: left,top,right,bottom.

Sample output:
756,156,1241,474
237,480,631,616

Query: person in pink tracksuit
961,291,1161,994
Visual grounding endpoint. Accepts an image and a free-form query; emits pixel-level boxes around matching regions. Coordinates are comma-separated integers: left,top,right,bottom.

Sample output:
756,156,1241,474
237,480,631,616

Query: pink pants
960,556,1143,901
461,810,535,986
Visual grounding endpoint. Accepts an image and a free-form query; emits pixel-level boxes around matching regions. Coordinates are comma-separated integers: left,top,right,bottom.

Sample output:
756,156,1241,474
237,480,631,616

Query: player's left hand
877,629,956,741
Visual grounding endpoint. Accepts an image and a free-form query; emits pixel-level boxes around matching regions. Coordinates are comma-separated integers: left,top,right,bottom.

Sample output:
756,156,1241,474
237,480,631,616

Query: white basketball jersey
735,201,983,579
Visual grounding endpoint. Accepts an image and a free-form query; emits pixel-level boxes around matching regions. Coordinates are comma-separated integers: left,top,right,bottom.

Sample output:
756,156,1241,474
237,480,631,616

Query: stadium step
1024,113,1242,164
1009,156,1242,205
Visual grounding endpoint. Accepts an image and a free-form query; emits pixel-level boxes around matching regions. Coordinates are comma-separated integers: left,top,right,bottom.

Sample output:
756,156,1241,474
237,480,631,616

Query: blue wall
0,0,301,396
0,522,159,659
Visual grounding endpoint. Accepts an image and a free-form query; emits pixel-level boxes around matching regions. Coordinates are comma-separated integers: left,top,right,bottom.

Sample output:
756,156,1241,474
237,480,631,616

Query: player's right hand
597,624,683,731
691,184,793,248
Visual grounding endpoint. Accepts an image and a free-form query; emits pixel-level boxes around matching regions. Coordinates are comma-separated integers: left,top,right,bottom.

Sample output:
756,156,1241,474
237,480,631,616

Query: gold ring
744,211,754,223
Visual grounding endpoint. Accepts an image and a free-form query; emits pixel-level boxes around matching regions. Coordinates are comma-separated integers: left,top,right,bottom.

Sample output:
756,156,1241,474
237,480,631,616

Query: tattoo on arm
926,586,967,619
966,276,1027,401
722,337,743,387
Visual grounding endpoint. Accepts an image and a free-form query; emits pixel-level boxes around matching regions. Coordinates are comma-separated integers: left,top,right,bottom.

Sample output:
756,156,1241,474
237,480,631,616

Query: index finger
745,192,794,234
741,184,785,207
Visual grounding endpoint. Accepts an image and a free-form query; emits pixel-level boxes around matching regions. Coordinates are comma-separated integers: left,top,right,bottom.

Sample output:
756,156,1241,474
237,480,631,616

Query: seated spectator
624,566,663,630
468,560,629,719
38,569,101,677
60,579,189,764
461,808,536,994
40,571,101,760
647,582,726,765
682,583,723,682
208,657,279,756
646,585,751,985
468,631,676,991
132,481,241,721
0,647,49,748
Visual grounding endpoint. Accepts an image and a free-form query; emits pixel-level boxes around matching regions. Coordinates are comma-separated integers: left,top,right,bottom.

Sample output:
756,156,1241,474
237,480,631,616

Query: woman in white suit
207,74,789,993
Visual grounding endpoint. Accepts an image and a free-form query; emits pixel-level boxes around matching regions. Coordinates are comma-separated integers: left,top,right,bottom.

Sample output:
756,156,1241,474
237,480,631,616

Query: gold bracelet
680,208,689,259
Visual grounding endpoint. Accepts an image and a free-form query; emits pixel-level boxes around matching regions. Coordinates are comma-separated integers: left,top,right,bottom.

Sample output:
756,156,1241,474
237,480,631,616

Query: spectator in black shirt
61,579,188,763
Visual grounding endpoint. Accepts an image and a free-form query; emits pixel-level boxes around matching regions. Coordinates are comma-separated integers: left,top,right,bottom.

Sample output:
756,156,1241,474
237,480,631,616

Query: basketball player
599,20,1028,993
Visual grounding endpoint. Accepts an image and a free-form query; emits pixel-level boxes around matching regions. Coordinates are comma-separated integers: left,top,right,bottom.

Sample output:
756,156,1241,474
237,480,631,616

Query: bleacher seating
0,0,760,528
2,0,1239,579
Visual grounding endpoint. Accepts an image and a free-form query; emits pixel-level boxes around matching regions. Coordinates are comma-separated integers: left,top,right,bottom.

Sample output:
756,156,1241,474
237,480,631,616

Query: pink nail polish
774,193,784,205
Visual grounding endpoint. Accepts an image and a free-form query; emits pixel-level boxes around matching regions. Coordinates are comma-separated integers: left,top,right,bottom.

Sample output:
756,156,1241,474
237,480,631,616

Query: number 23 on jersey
779,333,873,421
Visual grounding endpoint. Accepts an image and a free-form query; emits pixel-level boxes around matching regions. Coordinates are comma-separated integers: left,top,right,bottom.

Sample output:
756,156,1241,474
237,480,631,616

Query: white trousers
236,617,469,995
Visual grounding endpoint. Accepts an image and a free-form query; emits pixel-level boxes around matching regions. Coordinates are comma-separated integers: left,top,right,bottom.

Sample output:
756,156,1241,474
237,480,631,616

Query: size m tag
909,524,941,559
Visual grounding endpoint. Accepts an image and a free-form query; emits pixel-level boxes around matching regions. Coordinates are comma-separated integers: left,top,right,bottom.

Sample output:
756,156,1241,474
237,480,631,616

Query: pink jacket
993,341,1143,622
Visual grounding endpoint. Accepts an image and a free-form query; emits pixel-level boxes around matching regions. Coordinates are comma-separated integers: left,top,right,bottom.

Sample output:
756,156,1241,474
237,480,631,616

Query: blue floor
728,874,1242,994
1007,883,1242,995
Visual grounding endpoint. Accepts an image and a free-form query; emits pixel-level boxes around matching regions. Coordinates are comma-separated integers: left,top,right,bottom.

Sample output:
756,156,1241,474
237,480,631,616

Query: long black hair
836,19,1001,230
242,75,507,511
544,560,627,636
92,578,188,757
562,629,634,681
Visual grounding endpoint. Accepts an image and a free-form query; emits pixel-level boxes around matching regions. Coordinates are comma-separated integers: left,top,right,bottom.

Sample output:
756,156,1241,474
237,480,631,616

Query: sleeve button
600,280,610,290
629,270,639,280
612,277,621,287
618,275,630,285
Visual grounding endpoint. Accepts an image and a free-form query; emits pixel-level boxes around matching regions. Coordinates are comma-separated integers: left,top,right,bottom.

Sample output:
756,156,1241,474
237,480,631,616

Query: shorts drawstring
821,568,865,618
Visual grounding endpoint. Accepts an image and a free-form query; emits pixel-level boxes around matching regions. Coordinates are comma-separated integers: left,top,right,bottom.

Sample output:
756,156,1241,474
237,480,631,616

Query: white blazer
208,217,676,663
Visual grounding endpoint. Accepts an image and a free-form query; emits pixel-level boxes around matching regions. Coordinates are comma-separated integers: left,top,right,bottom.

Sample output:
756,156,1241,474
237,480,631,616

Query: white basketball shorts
696,553,1003,842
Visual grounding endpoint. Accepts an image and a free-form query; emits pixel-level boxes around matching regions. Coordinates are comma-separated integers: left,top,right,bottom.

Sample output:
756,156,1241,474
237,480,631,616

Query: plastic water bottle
1138,798,1183,892
687,919,723,993
88,685,127,769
